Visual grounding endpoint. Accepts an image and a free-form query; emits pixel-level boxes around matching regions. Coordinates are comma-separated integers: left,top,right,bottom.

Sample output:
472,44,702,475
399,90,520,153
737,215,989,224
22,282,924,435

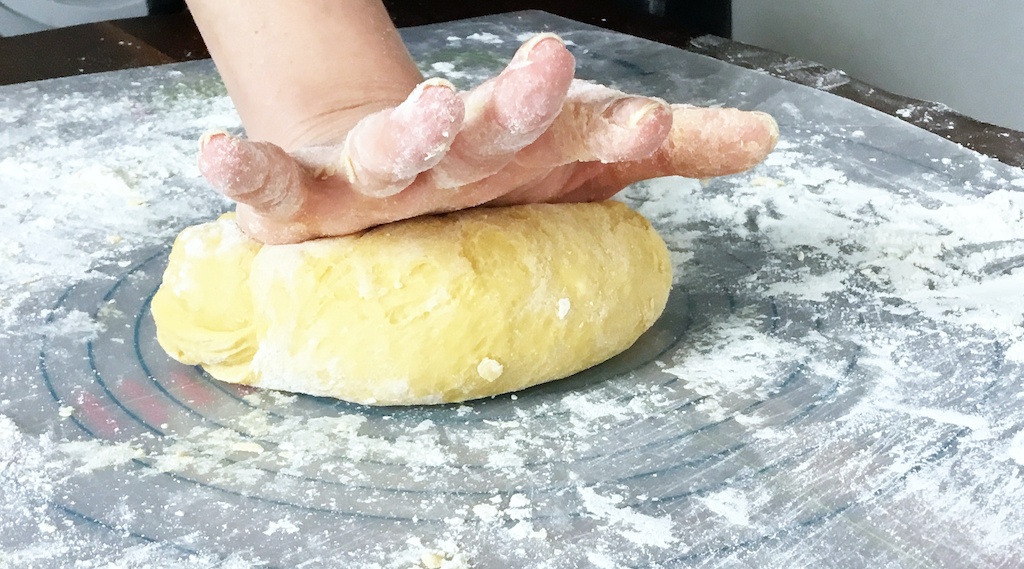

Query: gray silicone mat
2,11,1023,569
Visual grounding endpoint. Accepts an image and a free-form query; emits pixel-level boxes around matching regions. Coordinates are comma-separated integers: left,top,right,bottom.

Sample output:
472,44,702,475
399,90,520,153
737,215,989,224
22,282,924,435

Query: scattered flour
57,439,144,473
698,488,753,527
429,62,472,81
663,316,799,421
578,486,678,549
1007,431,1024,466
0,66,236,332
465,32,503,44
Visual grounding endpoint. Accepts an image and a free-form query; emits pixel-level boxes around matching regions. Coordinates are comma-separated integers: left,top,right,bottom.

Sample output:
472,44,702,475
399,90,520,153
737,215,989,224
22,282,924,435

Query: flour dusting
578,486,678,549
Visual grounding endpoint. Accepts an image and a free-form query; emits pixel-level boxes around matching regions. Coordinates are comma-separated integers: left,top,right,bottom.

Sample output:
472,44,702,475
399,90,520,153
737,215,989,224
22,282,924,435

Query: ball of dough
151,202,671,405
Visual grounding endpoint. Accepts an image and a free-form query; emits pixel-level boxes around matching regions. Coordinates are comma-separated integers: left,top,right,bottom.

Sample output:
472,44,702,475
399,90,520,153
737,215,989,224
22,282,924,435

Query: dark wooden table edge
687,35,1024,169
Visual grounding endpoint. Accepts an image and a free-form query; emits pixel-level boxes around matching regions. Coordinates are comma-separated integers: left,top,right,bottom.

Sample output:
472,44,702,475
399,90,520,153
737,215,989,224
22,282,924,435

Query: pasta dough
151,201,671,405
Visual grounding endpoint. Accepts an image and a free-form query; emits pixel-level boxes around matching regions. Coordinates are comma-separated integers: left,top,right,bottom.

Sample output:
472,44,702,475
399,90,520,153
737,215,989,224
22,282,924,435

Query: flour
57,439,144,473
465,32,503,45
883,405,994,440
0,67,236,333
35,308,106,342
516,32,576,46
697,488,753,527
663,315,799,421
429,62,472,81
577,486,678,549
146,411,453,481
1007,431,1024,466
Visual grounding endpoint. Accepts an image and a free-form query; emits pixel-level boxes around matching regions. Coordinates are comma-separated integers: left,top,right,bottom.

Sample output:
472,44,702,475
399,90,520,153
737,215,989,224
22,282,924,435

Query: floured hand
197,34,779,244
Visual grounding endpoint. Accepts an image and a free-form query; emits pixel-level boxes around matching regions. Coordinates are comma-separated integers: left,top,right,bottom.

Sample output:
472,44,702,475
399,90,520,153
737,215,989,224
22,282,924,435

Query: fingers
198,30,781,247
486,82,671,206
427,33,575,189
549,108,779,204
636,106,779,180
515,80,672,169
197,131,309,220
559,107,779,203
335,78,464,197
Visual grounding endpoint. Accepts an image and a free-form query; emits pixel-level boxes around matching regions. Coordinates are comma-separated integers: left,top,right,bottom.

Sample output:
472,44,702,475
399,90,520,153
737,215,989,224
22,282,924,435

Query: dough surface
151,201,671,405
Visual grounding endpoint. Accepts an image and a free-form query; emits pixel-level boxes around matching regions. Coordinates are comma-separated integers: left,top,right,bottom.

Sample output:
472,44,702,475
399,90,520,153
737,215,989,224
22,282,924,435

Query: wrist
186,0,423,148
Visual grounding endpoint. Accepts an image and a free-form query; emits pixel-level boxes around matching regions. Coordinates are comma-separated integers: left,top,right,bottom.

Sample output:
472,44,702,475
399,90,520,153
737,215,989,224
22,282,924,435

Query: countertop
3,9,1024,568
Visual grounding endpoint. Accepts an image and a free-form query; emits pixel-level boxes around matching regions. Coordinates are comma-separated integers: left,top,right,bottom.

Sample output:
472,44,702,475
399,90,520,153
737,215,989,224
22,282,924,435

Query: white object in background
0,3,46,35
733,0,1024,131
1,0,146,32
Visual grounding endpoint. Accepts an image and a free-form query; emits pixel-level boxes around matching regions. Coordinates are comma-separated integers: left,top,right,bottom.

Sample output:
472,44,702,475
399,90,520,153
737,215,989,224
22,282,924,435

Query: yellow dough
151,202,671,405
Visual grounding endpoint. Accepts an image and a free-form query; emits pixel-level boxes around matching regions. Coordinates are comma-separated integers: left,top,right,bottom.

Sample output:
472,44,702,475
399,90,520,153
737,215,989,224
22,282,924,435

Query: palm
198,34,778,244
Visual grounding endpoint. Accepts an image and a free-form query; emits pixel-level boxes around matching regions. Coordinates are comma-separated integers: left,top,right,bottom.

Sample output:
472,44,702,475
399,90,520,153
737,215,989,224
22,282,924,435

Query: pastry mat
2,11,1023,568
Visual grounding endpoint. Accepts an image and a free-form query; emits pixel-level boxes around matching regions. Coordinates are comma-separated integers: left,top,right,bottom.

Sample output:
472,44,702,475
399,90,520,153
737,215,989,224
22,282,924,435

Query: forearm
186,0,423,148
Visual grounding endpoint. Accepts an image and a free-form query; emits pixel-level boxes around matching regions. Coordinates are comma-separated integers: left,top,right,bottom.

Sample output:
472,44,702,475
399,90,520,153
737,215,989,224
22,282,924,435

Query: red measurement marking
72,390,121,439
163,369,216,410
118,375,169,427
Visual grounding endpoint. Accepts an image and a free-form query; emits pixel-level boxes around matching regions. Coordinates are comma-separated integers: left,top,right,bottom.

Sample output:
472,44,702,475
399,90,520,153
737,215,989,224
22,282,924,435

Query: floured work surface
2,11,1024,569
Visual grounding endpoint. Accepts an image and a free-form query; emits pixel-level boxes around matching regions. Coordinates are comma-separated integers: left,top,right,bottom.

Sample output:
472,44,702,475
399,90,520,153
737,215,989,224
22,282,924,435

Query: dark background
381,0,731,39
145,0,732,38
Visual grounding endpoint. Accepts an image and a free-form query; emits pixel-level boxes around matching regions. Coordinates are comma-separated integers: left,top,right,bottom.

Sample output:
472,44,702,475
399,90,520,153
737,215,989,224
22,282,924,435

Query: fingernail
516,32,564,61
399,78,464,128
607,97,669,128
401,78,458,115
628,100,670,128
753,111,779,139
411,77,456,101
198,129,229,152
198,136,268,194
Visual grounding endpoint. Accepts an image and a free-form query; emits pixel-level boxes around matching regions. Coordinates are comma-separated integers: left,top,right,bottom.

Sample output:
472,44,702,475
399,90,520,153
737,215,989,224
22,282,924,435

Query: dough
151,201,671,405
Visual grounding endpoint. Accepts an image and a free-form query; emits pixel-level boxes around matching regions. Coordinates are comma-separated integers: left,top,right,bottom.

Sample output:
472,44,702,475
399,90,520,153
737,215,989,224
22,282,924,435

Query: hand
197,34,779,244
